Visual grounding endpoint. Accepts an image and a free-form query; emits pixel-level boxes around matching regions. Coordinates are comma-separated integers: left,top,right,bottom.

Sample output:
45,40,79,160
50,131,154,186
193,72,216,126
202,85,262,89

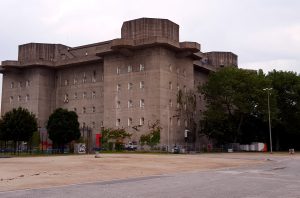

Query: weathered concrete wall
206,52,238,68
121,18,179,42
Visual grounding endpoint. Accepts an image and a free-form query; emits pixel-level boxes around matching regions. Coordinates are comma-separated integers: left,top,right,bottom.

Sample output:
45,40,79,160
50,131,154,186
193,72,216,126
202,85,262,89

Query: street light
263,88,273,154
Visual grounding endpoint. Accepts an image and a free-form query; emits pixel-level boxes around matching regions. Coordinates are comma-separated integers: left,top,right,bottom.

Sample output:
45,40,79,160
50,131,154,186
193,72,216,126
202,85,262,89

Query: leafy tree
139,120,161,149
199,67,275,144
267,70,300,150
47,108,80,153
0,107,37,153
101,128,131,150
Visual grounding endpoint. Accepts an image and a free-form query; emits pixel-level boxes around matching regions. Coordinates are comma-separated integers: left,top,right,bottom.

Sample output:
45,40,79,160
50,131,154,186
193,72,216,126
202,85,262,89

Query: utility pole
263,88,273,154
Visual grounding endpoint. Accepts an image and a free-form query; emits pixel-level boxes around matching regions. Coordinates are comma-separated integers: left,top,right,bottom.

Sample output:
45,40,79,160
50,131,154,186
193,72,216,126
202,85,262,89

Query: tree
0,107,37,153
139,120,161,149
101,128,131,150
267,70,300,150
47,108,80,153
199,67,275,144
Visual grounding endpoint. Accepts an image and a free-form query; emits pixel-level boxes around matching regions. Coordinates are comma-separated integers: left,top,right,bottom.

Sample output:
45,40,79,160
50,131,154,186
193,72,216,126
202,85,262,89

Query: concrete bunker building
0,18,237,150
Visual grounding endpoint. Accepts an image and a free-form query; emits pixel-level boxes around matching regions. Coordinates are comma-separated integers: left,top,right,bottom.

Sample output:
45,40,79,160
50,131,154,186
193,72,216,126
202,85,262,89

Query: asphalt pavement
1,155,299,198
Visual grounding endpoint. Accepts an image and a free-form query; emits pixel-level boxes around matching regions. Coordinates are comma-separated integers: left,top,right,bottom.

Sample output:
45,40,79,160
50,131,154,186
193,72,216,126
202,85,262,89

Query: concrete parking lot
0,153,299,197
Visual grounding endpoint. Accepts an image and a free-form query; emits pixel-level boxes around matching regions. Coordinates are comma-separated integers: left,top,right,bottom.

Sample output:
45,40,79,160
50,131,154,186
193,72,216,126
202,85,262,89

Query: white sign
75,143,86,154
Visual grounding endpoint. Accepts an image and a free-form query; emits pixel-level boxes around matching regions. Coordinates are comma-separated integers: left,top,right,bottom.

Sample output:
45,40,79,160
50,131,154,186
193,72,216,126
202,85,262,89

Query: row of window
169,117,188,127
168,65,186,77
117,64,145,74
81,121,103,129
117,81,144,92
169,99,187,110
115,117,188,127
117,99,145,109
116,81,186,92
73,106,96,114
64,91,98,103
169,82,187,92
10,81,30,89
62,71,103,86
116,117,145,127
9,95,30,103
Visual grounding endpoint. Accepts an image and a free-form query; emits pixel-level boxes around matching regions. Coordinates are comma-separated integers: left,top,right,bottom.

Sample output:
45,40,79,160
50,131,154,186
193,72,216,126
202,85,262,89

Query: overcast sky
0,0,299,89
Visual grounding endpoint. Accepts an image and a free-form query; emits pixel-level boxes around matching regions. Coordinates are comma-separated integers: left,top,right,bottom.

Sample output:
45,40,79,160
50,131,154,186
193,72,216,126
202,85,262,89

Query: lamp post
263,88,273,154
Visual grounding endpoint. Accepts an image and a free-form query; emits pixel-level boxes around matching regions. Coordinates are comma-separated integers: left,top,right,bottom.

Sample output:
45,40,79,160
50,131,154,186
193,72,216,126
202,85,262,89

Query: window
117,84,121,92
83,122,86,127
117,101,121,108
74,107,77,112
128,100,133,108
9,96,13,104
18,81,22,88
18,95,21,102
177,118,181,126
26,80,30,87
92,106,96,113
140,81,144,89
10,82,14,89
92,71,96,82
169,82,172,90
140,64,144,71
83,107,86,114
74,92,78,99
26,94,30,102
92,122,95,128
73,78,77,85
128,82,133,90
169,117,173,126
128,117,132,126
83,92,87,99
92,91,96,99
117,67,121,75
128,65,132,73
140,99,145,108
169,99,173,107
140,117,145,126
177,84,180,91
64,94,69,103
64,80,69,86
116,119,120,127
82,72,87,83
101,121,104,127
85,51,88,56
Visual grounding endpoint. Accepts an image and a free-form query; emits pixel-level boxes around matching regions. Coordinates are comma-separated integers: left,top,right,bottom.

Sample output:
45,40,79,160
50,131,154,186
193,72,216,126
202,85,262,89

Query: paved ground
0,153,261,191
1,154,299,197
